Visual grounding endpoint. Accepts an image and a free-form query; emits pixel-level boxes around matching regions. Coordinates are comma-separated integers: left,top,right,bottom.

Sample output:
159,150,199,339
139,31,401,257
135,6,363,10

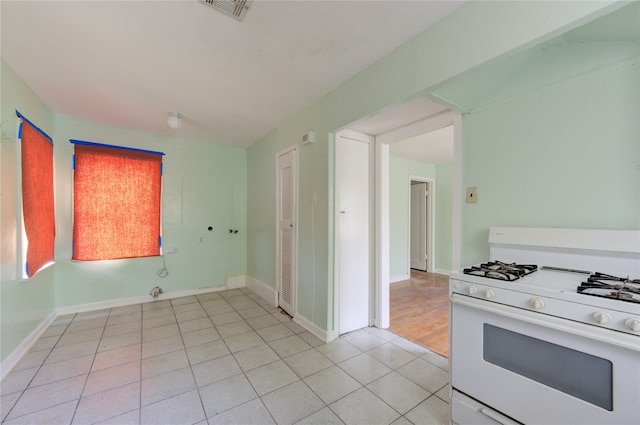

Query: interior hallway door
277,148,296,316
410,182,427,271
336,131,371,334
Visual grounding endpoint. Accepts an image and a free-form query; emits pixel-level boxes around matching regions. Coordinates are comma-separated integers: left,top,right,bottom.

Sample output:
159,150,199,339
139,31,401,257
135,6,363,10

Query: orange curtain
72,143,162,261
21,119,55,277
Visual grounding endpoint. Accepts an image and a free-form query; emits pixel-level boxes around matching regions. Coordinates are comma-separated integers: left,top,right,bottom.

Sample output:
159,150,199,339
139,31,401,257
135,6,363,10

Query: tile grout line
1,313,76,424
69,310,109,425
4,292,451,425
181,295,219,424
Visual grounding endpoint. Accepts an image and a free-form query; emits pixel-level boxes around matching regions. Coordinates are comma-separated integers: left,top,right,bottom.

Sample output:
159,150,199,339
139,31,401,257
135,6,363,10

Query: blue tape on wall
72,154,76,170
158,236,162,248
69,139,165,156
15,110,53,143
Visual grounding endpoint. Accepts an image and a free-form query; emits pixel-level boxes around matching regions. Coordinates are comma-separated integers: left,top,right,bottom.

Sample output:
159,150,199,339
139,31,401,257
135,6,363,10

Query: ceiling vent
200,0,252,22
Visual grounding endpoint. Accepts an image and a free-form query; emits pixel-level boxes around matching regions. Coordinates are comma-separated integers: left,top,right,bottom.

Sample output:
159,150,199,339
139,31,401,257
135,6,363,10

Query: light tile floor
1,289,450,425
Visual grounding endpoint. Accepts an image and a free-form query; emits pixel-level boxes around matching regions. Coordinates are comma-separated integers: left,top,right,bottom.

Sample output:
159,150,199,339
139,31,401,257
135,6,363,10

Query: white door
410,182,427,271
336,132,371,334
276,148,296,316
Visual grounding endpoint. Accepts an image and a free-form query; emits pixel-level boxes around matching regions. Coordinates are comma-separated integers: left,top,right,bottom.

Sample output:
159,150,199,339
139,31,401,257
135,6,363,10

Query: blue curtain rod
70,139,165,156
15,110,53,143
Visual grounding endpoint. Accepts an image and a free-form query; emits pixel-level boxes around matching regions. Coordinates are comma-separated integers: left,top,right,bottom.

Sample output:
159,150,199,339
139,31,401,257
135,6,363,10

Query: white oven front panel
451,294,640,425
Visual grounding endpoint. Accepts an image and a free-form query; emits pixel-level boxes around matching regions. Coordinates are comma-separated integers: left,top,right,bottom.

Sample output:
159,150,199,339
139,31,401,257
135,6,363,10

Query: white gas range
449,227,640,425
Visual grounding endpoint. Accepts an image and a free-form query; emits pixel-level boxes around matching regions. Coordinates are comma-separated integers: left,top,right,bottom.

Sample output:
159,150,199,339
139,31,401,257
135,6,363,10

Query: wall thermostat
302,131,315,145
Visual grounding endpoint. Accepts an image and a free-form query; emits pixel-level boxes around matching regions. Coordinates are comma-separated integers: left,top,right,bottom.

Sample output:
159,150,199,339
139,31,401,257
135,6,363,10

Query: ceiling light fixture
167,112,182,129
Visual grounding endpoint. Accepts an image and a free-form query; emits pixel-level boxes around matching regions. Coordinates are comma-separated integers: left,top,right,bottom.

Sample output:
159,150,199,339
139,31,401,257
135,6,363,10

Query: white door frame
333,129,375,334
331,109,461,334
408,177,435,273
275,145,298,316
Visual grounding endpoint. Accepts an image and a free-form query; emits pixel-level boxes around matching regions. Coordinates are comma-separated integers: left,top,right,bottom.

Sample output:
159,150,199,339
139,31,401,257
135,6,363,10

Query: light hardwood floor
390,270,449,357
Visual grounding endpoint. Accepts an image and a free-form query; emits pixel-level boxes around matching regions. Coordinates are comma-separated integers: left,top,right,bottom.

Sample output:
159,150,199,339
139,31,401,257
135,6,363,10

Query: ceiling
1,0,464,148
388,125,453,164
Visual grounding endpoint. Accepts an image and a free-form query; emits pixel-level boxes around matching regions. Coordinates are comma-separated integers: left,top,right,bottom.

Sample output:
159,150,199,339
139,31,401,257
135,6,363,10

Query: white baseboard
225,274,246,290
245,275,277,307
55,285,231,316
433,269,451,276
1,309,57,381
293,314,338,343
390,274,410,283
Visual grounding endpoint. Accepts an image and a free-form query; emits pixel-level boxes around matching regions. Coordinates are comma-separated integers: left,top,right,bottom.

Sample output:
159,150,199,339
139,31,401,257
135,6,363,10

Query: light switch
466,187,477,203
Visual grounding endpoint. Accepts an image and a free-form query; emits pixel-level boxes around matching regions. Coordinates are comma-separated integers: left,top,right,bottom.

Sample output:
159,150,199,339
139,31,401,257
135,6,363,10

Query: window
18,111,55,277
71,140,164,261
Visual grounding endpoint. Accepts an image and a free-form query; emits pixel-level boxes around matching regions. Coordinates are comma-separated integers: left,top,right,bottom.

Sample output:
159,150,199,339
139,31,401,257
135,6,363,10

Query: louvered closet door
277,149,296,316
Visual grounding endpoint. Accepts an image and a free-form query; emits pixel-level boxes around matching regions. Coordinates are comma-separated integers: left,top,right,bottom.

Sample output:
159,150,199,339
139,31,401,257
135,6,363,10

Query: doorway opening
332,96,460,355
387,124,453,357
409,179,433,273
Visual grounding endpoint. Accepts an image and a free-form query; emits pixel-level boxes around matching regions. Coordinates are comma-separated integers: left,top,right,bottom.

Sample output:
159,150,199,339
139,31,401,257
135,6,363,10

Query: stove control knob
529,298,545,310
625,319,640,332
467,285,478,295
593,312,612,325
484,289,495,299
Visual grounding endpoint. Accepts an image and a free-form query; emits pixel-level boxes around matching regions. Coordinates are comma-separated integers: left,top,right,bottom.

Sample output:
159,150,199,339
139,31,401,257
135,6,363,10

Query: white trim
294,313,338,343
433,269,451,276
451,113,462,270
225,274,246,289
378,110,459,146
246,275,278,307
1,310,57,381
55,285,234,316
375,139,390,329
390,274,410,283
1,283,243,380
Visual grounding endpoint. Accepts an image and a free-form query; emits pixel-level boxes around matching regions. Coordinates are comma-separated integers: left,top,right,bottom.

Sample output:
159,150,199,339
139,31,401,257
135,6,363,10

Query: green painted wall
2,1,627,362
247,1,619,331
435,164,453,272
459,61,639,266
1,61,56,362
1,60,248,363
388,157,453,280
53,117,247,308
388,156,436,280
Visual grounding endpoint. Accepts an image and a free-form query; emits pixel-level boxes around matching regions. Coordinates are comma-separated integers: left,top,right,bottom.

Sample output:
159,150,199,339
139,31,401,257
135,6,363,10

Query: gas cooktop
461,261,640,305
463,261,537,281
578,272,640,304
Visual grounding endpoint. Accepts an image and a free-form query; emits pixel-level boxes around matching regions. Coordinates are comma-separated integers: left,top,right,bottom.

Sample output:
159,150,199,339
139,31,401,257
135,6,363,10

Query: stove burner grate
463,261,537,281
577,272,640,304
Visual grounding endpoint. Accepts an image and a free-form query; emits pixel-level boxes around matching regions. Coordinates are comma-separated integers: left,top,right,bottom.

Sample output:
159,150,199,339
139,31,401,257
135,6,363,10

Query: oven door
451,294,640,425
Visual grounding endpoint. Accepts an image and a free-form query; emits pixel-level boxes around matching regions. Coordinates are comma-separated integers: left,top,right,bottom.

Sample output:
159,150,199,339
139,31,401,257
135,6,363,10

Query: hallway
389,270,449,357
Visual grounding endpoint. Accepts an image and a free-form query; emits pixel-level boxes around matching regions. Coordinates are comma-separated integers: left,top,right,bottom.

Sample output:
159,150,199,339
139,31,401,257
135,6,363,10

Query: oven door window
483,324,613,411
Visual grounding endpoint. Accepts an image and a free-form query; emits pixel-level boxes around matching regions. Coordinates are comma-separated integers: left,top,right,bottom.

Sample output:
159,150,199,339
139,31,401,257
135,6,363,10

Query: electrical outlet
198,236,204,244
466,187,477,203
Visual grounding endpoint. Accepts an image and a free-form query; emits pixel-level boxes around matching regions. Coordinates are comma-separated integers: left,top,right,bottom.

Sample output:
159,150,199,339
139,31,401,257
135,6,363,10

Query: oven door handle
480,407,521,425
451,295,640,352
